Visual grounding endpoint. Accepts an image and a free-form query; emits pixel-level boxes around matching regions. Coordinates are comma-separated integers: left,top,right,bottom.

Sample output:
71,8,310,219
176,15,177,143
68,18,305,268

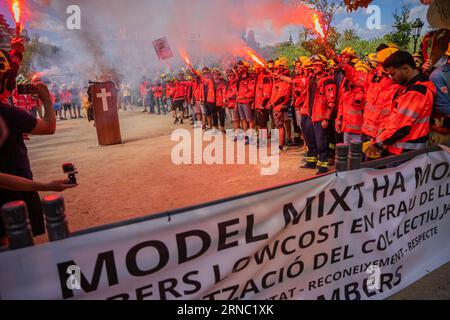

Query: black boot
301,162,317,169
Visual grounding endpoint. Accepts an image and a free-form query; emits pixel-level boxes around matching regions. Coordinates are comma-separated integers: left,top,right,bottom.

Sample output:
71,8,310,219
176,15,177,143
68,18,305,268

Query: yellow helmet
302,58,312,69
367,53,378,68
237,60,250,69
310,54,327,65
367,53,377,63
342,47,356,57
387,43,400,50
363,141,382,159
354,62,370,73
375,47,399,63
298,56,309,62
275,57,289,69
327,59,337,69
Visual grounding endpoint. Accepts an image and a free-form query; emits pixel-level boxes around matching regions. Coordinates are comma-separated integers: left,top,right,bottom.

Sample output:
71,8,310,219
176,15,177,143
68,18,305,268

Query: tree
338,37,387,57
342,28,360,42
384,4,413,50
298,27,313,43
305,0,344,30
20,34,64,77
300,1,344,56
301,26,341,56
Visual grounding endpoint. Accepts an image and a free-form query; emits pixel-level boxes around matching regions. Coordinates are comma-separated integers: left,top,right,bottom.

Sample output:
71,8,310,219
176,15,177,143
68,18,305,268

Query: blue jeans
238,103,254,122
156,98,166,114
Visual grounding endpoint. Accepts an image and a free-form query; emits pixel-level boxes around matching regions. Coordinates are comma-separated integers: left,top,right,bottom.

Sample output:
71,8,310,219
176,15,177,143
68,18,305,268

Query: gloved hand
10,37,25,55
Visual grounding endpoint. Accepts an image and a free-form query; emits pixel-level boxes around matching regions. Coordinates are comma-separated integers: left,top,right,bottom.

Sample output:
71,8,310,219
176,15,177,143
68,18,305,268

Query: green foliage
338,38,387,57
20,35,64,77
261,43,308,63
384,4,413,50
342,29,360,42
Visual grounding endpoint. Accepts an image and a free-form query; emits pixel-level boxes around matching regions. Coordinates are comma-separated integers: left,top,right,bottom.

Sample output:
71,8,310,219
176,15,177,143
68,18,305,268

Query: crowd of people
134,40,449,175
0,30,449,245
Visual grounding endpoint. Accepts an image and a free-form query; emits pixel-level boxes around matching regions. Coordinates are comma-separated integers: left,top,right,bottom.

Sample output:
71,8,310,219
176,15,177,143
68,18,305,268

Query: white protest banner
0,150,449,300
152,37,174,60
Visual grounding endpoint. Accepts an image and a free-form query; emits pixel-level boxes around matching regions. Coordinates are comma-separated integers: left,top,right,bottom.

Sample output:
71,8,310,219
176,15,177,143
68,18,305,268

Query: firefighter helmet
375,47,399,63
387,43,400,50
354,62,370,73
266,60,275,69
310,54,326,65
302,58,313,69
274,58,289,69
327,59,337,69
202,67,211,73
237,60,250,69
367,53,378,68
299,56,309,63
341,47,356,57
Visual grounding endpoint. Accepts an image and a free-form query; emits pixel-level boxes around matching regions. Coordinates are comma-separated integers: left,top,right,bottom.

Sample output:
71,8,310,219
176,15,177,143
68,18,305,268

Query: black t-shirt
0,104,37,179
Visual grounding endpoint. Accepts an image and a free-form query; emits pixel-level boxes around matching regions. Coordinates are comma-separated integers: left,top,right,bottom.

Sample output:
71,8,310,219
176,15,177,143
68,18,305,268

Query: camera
17,84,38,95
62,163,78,185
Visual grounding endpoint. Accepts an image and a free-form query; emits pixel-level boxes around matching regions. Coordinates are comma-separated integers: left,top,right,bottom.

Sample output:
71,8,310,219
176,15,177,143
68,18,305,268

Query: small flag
152,37,174,60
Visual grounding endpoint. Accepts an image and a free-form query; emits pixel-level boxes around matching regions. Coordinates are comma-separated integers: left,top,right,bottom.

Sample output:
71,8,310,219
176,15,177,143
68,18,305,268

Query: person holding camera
0,38,61,242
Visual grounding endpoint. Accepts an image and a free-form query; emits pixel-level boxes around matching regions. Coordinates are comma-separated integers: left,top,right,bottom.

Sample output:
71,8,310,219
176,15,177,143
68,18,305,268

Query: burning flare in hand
247,49,265,67
11,0,21,37
312,13,325,38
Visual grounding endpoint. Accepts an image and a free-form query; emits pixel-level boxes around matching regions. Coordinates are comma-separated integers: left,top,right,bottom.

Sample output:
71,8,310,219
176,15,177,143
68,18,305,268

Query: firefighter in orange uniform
254,63,273,145
336,62,370,144
236,61,256,143
268,58,292,150
302,55,337,174
362,46,401,144
366,51,436,157
172,73,188,124
212,69,227,133
192,75,204,128
225,68,240,138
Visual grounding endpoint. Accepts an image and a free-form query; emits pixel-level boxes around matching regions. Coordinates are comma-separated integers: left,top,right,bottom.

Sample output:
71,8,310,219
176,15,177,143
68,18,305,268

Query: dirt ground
26,108,449,300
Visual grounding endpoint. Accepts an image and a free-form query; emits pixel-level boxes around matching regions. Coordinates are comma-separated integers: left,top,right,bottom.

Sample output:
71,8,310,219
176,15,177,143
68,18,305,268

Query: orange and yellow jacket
304,74,337,122
376,73,436,155
254,73,273,110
